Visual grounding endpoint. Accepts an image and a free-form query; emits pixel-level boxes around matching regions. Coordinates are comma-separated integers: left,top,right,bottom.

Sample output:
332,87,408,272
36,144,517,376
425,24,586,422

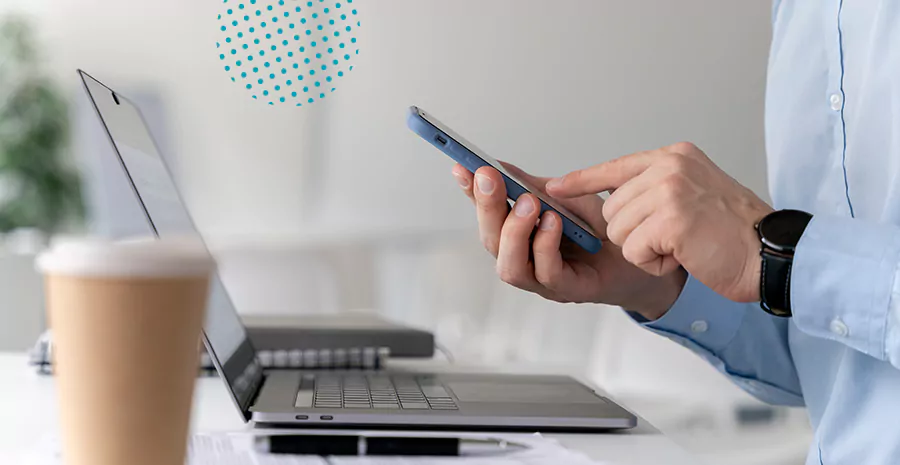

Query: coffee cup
38,237,214,465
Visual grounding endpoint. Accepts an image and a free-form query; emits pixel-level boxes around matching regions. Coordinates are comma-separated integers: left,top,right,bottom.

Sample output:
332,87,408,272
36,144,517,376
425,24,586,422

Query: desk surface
0,353,699,464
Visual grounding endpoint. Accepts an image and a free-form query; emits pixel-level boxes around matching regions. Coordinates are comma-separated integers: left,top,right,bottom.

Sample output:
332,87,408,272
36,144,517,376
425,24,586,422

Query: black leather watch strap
760,251,793,317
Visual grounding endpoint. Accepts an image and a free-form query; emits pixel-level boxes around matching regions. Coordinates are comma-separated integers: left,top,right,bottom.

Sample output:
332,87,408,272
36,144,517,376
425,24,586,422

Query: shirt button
690,320,709,334
830,92,843,111
830,319,849,337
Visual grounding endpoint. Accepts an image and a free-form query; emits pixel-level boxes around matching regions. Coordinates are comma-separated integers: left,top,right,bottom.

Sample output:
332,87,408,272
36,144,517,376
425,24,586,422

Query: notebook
29,313,434,376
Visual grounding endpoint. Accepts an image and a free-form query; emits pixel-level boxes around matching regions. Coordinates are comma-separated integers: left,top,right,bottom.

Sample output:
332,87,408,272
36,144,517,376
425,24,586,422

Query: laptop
78,70,637,431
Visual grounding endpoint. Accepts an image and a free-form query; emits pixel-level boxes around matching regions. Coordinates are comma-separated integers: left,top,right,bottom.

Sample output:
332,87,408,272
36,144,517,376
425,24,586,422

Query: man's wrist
746,239,763,303
755,209,813,315
628,268,689,321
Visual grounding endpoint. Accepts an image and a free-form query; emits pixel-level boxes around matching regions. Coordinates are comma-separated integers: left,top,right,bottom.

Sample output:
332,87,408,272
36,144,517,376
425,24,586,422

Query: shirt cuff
792,215,900,359
631,275,748,355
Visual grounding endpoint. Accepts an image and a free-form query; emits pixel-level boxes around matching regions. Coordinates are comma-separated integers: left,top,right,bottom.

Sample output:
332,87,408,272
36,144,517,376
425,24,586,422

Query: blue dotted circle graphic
216,0,361,106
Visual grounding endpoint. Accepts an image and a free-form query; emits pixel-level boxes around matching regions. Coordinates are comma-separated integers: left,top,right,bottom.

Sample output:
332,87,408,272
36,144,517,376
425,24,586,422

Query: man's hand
546,142,773,303
452,162,687,320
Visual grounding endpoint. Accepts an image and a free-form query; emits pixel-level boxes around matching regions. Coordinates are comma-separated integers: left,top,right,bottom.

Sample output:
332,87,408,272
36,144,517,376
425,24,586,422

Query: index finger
546,149,661,198
499,161,555,193
502,160,609,239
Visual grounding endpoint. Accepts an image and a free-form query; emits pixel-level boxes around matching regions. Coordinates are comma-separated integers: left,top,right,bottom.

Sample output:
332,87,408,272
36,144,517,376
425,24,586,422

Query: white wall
318,0,772,237
6,0,770,243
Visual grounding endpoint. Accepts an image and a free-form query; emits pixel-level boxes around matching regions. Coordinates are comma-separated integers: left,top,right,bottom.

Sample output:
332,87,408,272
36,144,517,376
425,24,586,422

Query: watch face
758,210,813,253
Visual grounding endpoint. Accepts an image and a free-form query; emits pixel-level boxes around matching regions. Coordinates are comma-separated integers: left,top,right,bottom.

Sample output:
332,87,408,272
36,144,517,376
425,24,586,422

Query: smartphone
407,106,602,254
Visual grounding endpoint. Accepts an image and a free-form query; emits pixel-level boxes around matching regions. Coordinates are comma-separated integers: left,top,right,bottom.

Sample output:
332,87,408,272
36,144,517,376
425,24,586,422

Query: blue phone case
407,107,602,254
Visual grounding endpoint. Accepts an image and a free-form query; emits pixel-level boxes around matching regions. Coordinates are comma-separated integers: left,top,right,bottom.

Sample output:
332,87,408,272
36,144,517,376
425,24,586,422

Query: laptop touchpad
447,382,606,404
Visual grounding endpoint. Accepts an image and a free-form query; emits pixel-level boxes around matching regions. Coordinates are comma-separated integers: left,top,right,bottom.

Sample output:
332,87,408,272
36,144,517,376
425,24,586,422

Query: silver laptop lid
79,70,262,422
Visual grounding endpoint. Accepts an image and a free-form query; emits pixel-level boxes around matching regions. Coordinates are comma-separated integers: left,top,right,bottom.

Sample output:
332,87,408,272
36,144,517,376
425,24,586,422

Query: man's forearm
631,276,804,406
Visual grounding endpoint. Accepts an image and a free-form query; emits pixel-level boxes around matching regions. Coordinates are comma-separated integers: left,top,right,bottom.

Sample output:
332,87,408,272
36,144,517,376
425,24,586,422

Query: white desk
0,353,699,464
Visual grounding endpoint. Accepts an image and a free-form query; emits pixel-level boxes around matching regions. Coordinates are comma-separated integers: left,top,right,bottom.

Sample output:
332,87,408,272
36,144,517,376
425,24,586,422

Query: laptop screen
79,71,262,421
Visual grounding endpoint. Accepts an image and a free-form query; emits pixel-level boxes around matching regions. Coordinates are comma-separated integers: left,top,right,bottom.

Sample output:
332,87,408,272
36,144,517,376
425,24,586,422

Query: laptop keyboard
296,374,458,410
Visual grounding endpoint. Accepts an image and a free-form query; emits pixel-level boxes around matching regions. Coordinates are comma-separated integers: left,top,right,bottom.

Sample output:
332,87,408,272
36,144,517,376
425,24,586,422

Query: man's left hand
546,142,774,303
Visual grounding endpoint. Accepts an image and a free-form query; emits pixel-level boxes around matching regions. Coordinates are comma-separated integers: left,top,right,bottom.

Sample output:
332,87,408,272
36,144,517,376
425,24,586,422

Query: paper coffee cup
38,237,214,465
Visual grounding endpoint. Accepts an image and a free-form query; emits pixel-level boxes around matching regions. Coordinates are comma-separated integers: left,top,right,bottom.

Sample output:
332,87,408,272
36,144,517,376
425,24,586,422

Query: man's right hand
452,162,687,320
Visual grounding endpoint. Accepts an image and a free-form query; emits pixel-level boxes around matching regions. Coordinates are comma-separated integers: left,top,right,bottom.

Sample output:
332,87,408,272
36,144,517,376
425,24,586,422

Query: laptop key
428,400,456,405
295,391,314,408
401,403,430,410
430,404,457,409
421,385,451,399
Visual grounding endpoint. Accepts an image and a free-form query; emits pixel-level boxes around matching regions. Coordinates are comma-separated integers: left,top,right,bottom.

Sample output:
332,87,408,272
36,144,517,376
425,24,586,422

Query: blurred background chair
0,249,44,351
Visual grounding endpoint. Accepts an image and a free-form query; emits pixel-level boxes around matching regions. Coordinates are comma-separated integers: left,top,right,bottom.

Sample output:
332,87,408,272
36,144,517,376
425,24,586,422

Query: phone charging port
435,134,449,146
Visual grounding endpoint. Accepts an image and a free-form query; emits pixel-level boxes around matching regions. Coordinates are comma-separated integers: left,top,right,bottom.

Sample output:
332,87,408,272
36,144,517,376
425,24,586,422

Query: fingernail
546,178,563,191
540,213,556,230
514,196,535,217
453,173,470,189
475,174,495,195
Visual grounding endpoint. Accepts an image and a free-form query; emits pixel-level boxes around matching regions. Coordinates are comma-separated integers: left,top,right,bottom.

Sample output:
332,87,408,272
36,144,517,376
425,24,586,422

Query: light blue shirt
636,1,900,464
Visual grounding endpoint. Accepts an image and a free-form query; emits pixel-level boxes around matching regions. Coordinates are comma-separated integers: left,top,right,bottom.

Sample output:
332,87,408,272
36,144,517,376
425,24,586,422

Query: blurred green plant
0,16,83,235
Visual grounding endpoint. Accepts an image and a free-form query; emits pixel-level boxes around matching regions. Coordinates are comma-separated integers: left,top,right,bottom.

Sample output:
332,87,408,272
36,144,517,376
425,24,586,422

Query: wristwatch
756,209,813,317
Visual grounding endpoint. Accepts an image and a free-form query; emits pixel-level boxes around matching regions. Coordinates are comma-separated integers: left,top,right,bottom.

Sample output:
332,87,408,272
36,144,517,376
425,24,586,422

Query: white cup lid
37,236,215,278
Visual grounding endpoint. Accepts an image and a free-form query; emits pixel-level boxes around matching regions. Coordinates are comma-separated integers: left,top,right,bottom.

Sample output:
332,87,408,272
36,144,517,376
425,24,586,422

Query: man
450,2,900,464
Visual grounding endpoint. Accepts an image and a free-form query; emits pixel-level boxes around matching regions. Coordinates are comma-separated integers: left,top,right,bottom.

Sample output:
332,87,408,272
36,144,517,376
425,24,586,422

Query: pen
254,434,529,457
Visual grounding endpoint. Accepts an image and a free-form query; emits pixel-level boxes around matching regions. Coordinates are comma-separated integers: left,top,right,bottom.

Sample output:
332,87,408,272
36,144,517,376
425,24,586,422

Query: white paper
191,432,608,465
23,432,609,465
189,434,328,465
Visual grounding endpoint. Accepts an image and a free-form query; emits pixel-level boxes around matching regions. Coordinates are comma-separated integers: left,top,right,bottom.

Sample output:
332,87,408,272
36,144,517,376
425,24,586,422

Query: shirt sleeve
791,214,900,369
631,276,805,407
